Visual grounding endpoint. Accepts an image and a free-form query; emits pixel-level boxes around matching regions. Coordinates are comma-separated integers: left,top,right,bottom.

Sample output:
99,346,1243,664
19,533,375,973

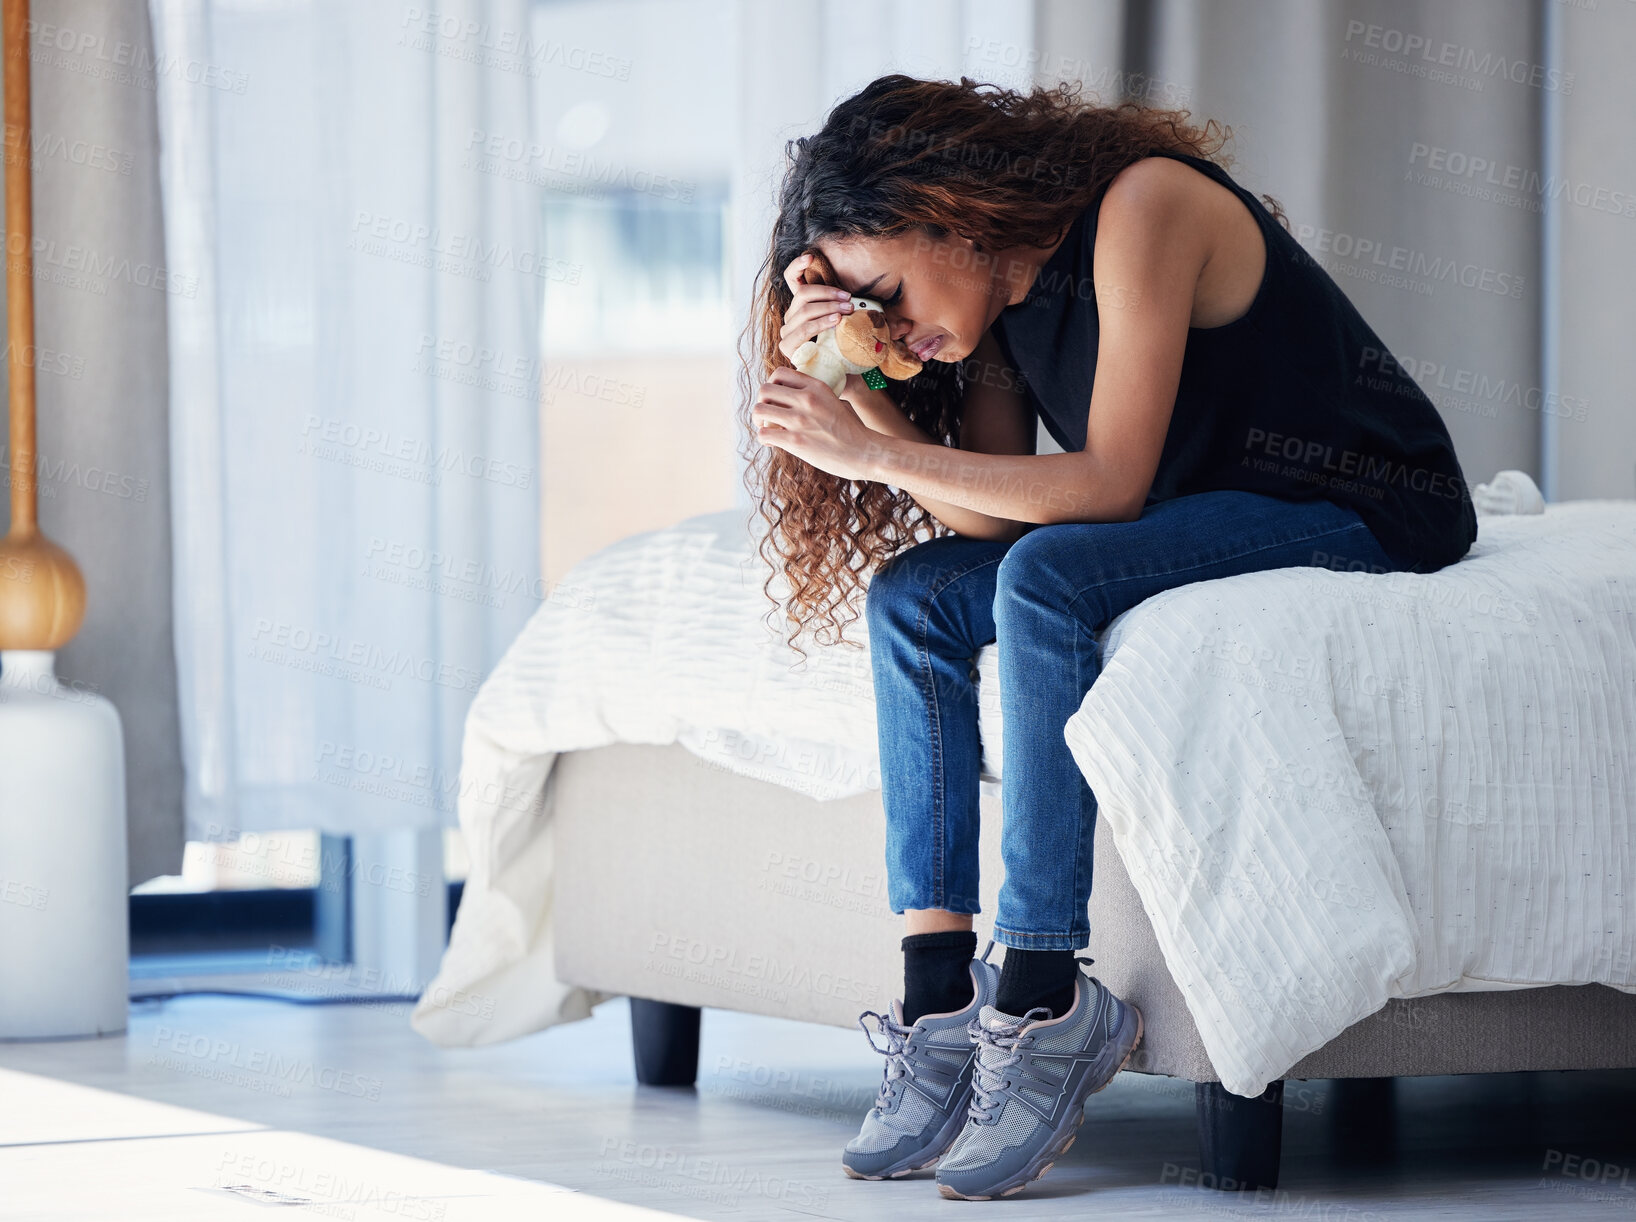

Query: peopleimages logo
1341,20,1575,94
27,18,251,94
462,128,694,202
1242,428,1466,501
1292,223,1526,300
1359,346,1590,424
399,8,632,80
148,1026,382,1100
646,932,874,1005
1407,143,1636,219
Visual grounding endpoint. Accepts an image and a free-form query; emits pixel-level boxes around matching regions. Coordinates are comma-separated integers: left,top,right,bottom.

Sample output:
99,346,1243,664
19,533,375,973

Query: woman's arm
753,162,1215,518
840,329,1036,543
861,161,1208,526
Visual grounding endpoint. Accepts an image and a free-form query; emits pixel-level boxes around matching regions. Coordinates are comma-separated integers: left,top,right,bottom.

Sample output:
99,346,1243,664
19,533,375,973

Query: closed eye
883,283,904,307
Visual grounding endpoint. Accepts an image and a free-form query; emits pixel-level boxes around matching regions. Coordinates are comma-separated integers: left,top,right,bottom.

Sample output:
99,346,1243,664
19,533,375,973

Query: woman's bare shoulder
1094,155,1265,328
1098,155,1222,228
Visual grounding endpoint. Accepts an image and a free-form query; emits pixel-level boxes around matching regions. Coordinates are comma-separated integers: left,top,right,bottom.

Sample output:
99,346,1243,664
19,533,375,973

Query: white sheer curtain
415,0,1041,1043
151,0,542,843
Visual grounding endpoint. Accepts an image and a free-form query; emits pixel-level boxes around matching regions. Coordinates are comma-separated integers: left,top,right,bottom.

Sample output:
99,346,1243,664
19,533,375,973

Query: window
532,0,742,587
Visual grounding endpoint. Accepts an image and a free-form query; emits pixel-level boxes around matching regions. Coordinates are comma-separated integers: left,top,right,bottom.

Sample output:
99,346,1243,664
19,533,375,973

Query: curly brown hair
735,73,1286,661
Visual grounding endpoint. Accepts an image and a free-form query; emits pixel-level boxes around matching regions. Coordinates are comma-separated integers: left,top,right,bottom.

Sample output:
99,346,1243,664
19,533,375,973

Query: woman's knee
866,536,999,633
994,524,1097,609
866,544,933,633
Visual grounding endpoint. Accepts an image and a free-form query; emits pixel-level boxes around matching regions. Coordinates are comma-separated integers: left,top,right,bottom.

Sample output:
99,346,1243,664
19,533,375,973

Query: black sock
901,930,977,1025
996,948,1078,1019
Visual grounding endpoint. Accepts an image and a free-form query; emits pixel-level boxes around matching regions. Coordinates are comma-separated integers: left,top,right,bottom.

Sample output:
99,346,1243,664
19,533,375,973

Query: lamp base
0,650,128,1038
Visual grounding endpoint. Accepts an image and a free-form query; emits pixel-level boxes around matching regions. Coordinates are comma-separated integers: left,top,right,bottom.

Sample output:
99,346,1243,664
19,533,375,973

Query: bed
410,469,1636,1189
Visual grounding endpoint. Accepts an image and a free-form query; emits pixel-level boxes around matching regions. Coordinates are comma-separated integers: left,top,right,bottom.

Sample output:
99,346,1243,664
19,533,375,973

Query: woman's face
816,228,1010,366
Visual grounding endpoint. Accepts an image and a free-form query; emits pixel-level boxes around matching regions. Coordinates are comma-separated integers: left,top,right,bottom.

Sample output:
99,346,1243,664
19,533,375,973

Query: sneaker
841,942,1000,1180
934,959,1143,1200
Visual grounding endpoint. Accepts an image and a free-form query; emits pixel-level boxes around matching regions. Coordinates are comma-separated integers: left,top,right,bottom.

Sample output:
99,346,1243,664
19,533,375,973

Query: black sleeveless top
989,149,1478,574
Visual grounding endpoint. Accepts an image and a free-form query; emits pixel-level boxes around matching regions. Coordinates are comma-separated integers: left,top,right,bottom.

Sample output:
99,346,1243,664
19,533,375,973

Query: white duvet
412,472,1636,1097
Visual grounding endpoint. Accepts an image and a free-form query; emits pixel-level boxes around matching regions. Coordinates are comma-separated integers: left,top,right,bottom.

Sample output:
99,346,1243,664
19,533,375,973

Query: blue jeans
864,489,1406,950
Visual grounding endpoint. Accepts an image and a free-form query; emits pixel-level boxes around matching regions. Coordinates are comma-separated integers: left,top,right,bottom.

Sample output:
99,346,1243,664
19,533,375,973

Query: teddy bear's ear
799,250,841,288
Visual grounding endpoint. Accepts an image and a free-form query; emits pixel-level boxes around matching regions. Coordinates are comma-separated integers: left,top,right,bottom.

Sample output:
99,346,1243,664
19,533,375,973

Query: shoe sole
841,1082,974,1180
841,1152,940,1181
936,999,1144,1201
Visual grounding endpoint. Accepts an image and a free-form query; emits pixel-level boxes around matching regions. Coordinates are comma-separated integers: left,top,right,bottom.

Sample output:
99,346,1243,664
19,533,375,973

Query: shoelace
963,956,1100,1124
857,1009,922,1113
965,1006,1051,1123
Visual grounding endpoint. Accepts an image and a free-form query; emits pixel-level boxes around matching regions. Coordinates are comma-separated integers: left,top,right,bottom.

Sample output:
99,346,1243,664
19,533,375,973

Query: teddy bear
788,251,923,395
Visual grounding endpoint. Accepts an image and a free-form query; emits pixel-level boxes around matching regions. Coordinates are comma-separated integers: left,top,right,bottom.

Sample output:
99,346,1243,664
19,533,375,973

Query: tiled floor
4,992,1635,1219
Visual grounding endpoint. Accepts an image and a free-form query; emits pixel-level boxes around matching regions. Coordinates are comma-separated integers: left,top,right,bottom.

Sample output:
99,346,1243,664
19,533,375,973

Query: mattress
1064,495,1636,1094
412,471,1636,1097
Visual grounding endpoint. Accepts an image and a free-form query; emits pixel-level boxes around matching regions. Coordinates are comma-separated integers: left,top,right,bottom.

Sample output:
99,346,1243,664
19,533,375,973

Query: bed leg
629,997,701,1086
1330,1076,1396,1165
1195,1079,1283,1190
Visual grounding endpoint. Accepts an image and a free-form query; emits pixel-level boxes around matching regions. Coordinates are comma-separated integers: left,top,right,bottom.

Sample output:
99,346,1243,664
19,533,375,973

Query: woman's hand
778,251,855,364
752,366,882,483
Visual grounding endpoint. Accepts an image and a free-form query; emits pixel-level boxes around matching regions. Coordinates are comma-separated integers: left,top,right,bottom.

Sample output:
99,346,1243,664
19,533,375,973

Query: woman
741,74,1476,1200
